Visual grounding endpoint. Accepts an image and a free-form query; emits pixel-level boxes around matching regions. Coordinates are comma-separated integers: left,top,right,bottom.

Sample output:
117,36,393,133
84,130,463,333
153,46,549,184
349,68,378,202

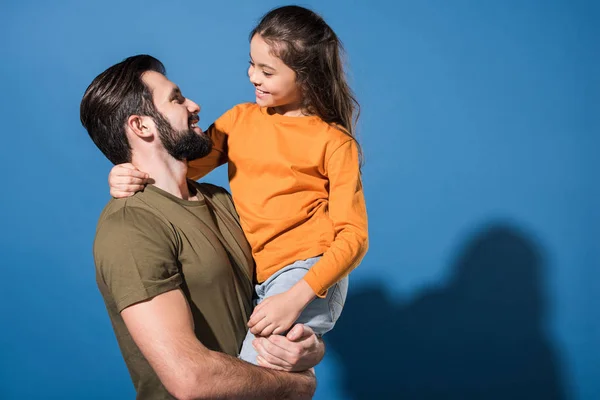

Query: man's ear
127,115,153,138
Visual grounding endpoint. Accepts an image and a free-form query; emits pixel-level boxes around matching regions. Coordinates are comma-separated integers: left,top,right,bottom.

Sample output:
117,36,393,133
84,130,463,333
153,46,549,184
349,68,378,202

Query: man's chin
174,146,212,162
161,128,212,162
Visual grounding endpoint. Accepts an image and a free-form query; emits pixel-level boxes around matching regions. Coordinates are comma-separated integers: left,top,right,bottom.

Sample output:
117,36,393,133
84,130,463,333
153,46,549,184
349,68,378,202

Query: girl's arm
187,123,228,180
247,139,368,337
302,139,369,297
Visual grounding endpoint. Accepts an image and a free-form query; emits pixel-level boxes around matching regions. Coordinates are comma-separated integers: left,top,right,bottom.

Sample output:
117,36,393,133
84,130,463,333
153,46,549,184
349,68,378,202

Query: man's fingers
254,338,293,370
256,356,287,371
255,337,294,359
286,323,314,341
267,334,304,357
286,324,304,341
271,326,317,356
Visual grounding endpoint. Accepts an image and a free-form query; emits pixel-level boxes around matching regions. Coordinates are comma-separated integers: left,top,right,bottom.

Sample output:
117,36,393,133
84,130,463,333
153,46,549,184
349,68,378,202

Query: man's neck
132,151,196,201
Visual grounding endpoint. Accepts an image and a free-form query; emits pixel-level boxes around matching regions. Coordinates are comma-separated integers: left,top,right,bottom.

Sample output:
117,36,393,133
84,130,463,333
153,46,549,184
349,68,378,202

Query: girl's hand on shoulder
108,163,149,198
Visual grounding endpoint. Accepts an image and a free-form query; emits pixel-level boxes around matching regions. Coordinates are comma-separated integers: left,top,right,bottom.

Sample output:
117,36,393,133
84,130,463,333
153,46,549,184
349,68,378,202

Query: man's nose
186,99,200,114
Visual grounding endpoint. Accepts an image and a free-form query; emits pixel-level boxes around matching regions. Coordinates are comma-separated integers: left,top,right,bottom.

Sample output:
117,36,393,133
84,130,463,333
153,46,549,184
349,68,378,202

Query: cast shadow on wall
326,223,567,400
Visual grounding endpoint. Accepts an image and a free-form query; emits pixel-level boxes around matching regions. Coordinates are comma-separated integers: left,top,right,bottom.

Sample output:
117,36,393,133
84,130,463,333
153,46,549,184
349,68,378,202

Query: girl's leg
238,256,349,364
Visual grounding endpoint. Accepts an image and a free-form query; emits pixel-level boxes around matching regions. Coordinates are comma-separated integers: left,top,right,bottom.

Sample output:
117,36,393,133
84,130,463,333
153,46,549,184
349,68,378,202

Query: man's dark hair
80,55,166,165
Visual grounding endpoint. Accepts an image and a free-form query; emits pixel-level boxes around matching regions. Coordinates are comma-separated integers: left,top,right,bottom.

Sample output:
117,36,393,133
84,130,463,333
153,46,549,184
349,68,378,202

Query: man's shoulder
93,195,182,314
97,193,164,226
95,194,173,244
94,195,177,264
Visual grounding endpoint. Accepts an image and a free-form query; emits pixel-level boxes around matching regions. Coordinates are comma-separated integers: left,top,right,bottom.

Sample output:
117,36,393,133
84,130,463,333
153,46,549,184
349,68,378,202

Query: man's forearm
120,290,316,400
183,349,315,400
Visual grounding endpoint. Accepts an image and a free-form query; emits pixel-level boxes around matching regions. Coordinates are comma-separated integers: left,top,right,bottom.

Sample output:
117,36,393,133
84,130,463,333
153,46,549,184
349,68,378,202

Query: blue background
1,0,597,398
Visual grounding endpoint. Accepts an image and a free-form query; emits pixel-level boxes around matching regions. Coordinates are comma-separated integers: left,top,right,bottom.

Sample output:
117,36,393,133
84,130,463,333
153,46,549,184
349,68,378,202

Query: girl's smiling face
248,34,304,116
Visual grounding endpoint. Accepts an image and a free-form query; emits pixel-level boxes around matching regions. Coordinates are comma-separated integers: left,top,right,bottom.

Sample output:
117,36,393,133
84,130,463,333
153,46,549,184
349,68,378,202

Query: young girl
109,5,368,365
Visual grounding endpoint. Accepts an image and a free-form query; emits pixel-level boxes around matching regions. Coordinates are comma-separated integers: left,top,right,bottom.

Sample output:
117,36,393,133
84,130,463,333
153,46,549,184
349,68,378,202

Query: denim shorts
239,256,348,364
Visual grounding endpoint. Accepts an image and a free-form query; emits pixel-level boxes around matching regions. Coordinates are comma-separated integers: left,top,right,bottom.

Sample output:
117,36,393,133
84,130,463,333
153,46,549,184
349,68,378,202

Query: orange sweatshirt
188,103,368,297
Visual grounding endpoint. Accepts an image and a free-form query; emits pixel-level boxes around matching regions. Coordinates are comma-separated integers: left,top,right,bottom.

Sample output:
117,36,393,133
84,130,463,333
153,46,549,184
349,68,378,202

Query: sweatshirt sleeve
187,108,234,181
303,139,369,297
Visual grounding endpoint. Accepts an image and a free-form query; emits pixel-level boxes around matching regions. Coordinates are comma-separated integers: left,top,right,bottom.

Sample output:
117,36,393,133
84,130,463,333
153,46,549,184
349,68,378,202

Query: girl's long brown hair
250,5,363,165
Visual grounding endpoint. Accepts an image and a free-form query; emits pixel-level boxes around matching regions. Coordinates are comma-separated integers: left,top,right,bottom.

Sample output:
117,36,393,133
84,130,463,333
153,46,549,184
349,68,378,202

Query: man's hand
253,324,326,372
108,163,149,198
248,290,304,336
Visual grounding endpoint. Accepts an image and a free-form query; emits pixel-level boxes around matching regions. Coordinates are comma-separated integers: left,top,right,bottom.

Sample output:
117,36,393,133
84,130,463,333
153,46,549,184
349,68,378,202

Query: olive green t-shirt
94,181,254,399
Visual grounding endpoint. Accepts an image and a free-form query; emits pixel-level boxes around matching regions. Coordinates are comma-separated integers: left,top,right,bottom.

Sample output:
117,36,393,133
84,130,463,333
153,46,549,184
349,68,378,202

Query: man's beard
153,112,212,162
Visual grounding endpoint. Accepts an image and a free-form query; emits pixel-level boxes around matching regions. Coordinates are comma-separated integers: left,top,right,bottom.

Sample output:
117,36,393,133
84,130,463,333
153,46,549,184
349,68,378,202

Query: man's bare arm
121,289,315,400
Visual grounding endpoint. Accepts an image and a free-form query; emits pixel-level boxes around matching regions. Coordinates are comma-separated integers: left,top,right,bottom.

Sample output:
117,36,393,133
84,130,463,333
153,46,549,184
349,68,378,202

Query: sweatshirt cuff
303,274,328,299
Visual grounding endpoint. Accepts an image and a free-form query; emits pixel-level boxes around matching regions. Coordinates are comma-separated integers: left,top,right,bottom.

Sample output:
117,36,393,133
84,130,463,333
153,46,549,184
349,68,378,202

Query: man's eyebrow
168,86,183,100
249,54,275,70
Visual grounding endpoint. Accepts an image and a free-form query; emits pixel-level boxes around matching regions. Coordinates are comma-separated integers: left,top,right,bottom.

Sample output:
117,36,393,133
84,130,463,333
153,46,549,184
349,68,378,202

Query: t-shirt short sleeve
94,207,182,312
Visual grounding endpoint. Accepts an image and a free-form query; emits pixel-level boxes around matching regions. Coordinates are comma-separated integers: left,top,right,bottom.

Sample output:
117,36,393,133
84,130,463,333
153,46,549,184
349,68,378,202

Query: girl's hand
248,291,304,337
108,163,149,198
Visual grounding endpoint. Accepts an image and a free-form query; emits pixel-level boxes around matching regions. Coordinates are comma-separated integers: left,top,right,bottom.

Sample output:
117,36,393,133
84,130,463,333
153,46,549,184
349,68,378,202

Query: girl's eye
263,71,272,77
248,60,255,66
